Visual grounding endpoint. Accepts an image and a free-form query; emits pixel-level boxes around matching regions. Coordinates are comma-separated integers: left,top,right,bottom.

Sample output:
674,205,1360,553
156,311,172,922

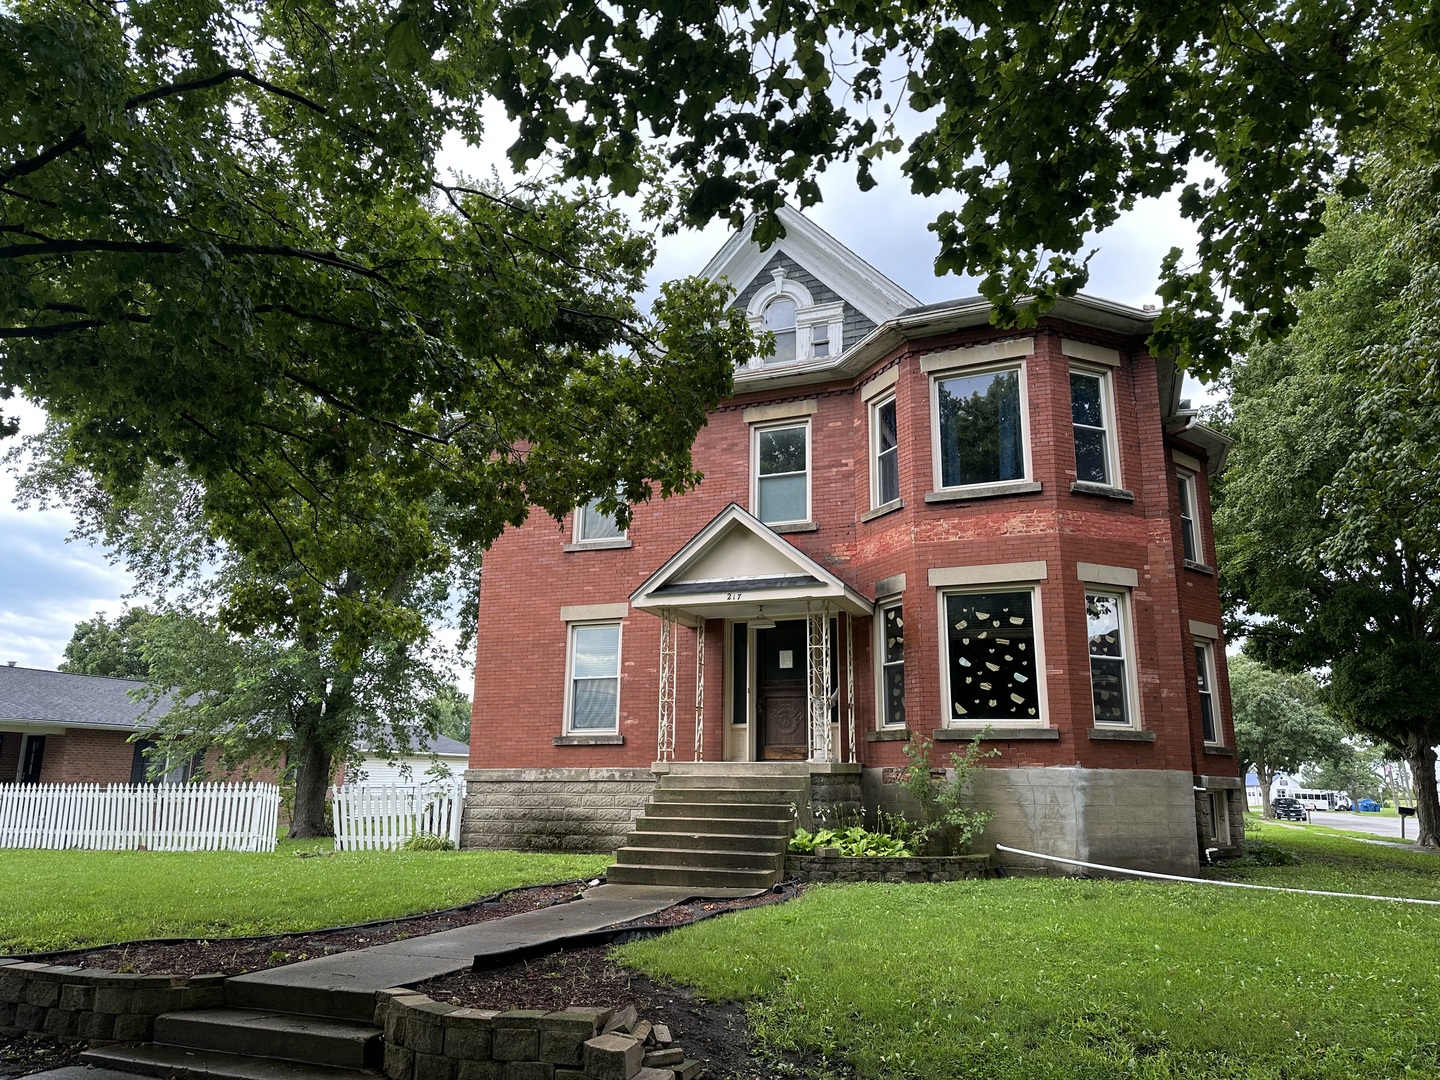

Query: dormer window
763,297,797,365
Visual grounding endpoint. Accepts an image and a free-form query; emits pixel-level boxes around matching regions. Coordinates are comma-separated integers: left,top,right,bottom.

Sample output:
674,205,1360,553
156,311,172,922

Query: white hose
994,843,1440,906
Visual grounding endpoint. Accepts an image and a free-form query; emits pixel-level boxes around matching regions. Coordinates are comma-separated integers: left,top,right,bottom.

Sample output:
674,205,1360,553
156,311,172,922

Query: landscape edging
785,853,996,883
0,958,223,1043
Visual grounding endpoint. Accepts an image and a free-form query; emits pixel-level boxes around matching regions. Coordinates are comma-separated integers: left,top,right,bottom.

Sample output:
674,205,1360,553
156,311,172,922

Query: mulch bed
2,883,849,1078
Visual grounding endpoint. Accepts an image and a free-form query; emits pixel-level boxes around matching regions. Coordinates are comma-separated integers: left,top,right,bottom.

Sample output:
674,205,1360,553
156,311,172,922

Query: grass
0,841,608,953
617,826,1440,1079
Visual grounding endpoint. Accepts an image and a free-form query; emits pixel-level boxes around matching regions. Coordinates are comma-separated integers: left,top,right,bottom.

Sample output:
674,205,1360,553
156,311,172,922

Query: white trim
572,499,628,545
1196,639,1221,746
1170,449,1203,473
742,399,818,424
1060,338,1122,367
560,603,630,622
937,584,1048,728
1069,365,1122,489
1076,562,1138,589
875,598,906,729
1176,470,1203,563
1084,588,1140,730
874,573,906,597
928,561,1048,587
869,392,900,511
919,338,1034,373
745,270,815,317
1189,619,1220,640
751,418,812,527
564,620,623,735
859,364,899,402
929,359,1033,494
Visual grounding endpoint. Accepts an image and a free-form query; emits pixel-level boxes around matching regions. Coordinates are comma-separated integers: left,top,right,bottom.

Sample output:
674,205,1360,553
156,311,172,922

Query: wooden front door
757,621,808,761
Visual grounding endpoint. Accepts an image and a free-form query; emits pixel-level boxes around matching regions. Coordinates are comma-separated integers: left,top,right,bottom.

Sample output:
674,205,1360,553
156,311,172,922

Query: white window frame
869,393,900,510
1083,588,1140,729
1177,471,1202,564
751,419,811,526
928,360,1033,493
564,621,623,734
573,497,628,545
1068,366,1121,488
1195,638,1221,745
875,598,906,728
937,583,1047,728
743,268,844,368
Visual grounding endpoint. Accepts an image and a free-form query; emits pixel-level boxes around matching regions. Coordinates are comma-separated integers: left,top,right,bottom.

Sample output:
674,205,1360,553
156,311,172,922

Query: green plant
789,826,911,858
899,733,996,854
403,832,456,851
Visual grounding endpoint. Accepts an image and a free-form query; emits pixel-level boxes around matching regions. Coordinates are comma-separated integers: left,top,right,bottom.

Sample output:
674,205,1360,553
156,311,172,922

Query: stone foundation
801,766,862,830
0,959,224,1042
462,769,656,853
1195,774,1246,858
376,988,699,1080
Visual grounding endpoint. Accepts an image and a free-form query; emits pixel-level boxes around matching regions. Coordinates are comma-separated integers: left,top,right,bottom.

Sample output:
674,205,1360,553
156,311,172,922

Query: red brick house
466,209,1240,876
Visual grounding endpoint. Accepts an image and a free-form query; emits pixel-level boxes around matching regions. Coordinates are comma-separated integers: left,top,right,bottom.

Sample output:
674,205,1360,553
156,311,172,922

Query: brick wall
40,729,136,784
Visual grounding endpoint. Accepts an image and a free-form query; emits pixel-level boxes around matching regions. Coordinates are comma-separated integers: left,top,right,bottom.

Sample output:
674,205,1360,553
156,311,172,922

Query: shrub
402,832,456,851
899,733,996,854
789,825,911,858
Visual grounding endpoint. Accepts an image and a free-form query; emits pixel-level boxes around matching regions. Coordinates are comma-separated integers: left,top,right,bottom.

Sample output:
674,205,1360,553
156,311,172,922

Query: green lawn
617,826,1440,1079
0,843,608,953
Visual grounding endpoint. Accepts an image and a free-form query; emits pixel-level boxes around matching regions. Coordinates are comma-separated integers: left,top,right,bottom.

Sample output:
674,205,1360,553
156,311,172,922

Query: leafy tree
59,608,156,680
492,0,1440,375
1216,159,1440,845
1304,742,1389,805
1229,655,1347,819
422,686,473,747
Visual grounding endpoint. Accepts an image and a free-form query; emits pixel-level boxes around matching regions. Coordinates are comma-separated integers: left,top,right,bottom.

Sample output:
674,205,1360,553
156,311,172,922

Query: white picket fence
0,781,281,852
331,779,466,851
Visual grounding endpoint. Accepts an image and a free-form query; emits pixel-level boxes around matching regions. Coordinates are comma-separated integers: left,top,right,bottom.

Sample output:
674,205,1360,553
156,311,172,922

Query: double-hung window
878,601,905,727
1069,369,1116,486
1195,641,1219,743
575,498,626,544
567,623,621,732
754,422,809,525
871,396,899,508
1085,592,1134,726
943,589,1040,723
762,297,798,365
1177,473,1201,562
934,365,1026,489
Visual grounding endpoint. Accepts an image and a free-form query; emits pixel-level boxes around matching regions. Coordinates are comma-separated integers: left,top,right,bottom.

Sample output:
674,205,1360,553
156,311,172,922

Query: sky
0,108,1210,680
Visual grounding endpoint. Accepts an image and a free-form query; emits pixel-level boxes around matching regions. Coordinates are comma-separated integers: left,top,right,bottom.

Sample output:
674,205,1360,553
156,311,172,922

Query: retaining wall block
555,1070,587,1080
42,1008,78,1037
443,1016,494,1061
631,1069,674,1080
0,1001,15,1028
112,1013,154,1041
59,984,95,1012
131,988,184,1014
457,1061,504,1080
385,1041,417,1080
582,1033,642,1080
491,1027,539,1062
406,1017,449,1057
14,1004,45,1030
414,1052,458,1080
77,1011,116,1040
92,988,133,1014
0,976,24,1004
23,980,60,1008
502,1063,555,1080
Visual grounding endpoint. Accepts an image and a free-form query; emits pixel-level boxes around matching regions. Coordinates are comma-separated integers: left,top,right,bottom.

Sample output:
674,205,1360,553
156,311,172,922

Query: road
1309,810,1407,838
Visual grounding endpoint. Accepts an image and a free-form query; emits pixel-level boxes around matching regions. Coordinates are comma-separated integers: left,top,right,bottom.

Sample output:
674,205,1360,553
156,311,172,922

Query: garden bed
785,853,995,883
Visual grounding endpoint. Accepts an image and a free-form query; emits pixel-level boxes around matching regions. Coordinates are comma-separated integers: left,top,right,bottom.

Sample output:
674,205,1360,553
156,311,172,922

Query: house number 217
725,592,743,600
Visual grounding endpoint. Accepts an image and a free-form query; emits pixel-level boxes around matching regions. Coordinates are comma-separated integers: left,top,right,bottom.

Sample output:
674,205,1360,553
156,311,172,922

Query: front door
757,621,808,760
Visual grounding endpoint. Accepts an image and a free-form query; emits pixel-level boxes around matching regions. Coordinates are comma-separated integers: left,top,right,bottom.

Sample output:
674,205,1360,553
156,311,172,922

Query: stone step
632,813,792,836
82,1043,379,1080
650,787,798,805
614,845,785,871
657,773,808,791
151,1008,382,1071
623,829,790,853
604,863,780,890
643,800,794,822
225,978,378,1025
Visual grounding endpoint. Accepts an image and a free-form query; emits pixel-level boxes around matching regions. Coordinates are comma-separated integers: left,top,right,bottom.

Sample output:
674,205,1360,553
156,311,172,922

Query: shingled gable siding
731,251,878,348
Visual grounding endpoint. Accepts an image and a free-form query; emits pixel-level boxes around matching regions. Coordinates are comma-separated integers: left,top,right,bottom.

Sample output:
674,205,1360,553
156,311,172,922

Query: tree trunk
289,736,335,839
1400,735,1439,848
1259,765,1276,819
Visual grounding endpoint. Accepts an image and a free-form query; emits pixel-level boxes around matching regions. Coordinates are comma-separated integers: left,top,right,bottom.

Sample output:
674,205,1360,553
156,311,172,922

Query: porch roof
630,504,873,623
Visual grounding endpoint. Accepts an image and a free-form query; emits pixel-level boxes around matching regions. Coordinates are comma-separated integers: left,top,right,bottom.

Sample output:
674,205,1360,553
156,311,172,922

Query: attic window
763,297,797,364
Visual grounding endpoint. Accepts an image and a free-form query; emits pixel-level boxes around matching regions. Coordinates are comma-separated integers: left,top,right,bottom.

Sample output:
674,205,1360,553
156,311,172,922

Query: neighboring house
0,663,193,784
349,734,469,784
467,208,1241,874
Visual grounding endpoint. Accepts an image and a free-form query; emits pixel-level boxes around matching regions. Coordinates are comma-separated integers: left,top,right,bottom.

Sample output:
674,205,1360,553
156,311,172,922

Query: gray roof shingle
0,665,162,730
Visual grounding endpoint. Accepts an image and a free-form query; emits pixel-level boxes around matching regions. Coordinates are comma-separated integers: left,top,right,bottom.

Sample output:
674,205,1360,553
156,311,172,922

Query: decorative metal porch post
845,612,856,763
657,608,678,762
806,605,833,762
693,616,706,761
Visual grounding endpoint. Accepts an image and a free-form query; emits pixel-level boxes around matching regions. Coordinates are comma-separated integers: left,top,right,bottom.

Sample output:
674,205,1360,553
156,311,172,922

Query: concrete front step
651,786,798,805
644,800,794,822
614,845,784,871
81,1043,378,1080
152,1008,382,1071
632,814,791,836
624,829,790,853
605,863,779,890
225,977,378,1025
658,773,809,791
